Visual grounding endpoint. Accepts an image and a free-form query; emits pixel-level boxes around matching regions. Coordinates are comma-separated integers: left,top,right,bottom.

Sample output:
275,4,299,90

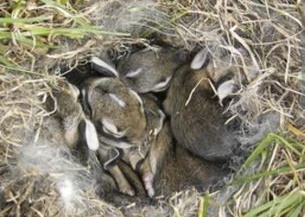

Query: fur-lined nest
0,0,304,216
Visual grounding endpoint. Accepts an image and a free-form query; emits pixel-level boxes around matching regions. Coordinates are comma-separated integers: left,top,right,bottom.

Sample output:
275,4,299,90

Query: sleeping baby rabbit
117,46,188,93
82,77,149,196
44,80,99,152
140,121,228,197
163,47,240,162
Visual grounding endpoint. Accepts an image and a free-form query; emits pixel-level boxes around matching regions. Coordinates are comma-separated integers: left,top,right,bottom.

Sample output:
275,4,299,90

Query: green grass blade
243,191,305,217
273,192,304,217
13,33,54,48
0,32,12,40
0,56,16,67
287,200,305,217
272,134,305,159
0,65,46,76
1,26,129,42
0,16,52,24
241,133,305,171
242,133,276,168
198,194,210,217
39,0,91,28
202,194,210,217
231,163,305,185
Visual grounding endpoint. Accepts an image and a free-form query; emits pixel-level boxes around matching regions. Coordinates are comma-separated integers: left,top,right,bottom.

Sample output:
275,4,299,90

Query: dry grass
0,0,304,216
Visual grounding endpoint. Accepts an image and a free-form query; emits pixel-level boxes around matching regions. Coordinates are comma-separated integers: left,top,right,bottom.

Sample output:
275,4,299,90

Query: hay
1,0,304,216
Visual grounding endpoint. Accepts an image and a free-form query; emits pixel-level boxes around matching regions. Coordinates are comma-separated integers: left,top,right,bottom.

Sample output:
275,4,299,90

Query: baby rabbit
131,94,165,197
64,49,118,87
44,80,99,151
82,77,147,148
163,47,239,162
82,77,148,196
117,46,188,93
140,122,227,197
157,145,228,196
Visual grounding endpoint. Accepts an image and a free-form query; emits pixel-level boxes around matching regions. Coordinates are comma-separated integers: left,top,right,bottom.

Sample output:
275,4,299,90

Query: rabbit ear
217,79,236,106
67,83,80,99
91,56,119,77
191,48,210,70
81,88,92,116
153,109,165,136
63,122,79,148
129,89,145,115
83,119,99,150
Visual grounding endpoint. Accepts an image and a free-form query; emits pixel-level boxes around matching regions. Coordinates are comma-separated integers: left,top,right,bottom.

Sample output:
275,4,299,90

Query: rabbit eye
159,77,167,83
96,120,131,145
125,68,143,78
101,118,127,138
152,76,172,92
215,71,234,88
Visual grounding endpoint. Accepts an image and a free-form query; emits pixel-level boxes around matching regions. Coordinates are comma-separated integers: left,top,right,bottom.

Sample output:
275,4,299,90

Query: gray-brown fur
99,94,166,197
156,144,227,196
130,94,166,197
118,47,188,93
83,77,147,148
140,121,173,186
82,77,148,195
138,94,165,158
140,122,227,197
45,81,85,149
163,62,238,162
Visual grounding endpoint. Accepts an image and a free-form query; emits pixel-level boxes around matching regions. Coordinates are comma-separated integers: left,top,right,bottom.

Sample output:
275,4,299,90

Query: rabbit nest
0,0,304,217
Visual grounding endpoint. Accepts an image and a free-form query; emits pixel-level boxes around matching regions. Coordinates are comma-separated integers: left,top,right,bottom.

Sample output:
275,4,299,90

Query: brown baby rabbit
82,77,147,148
131,94,166,197
117,46,188,93
140,122,227,197
44,80,99,151
82,77,148,196
163,47,239,162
